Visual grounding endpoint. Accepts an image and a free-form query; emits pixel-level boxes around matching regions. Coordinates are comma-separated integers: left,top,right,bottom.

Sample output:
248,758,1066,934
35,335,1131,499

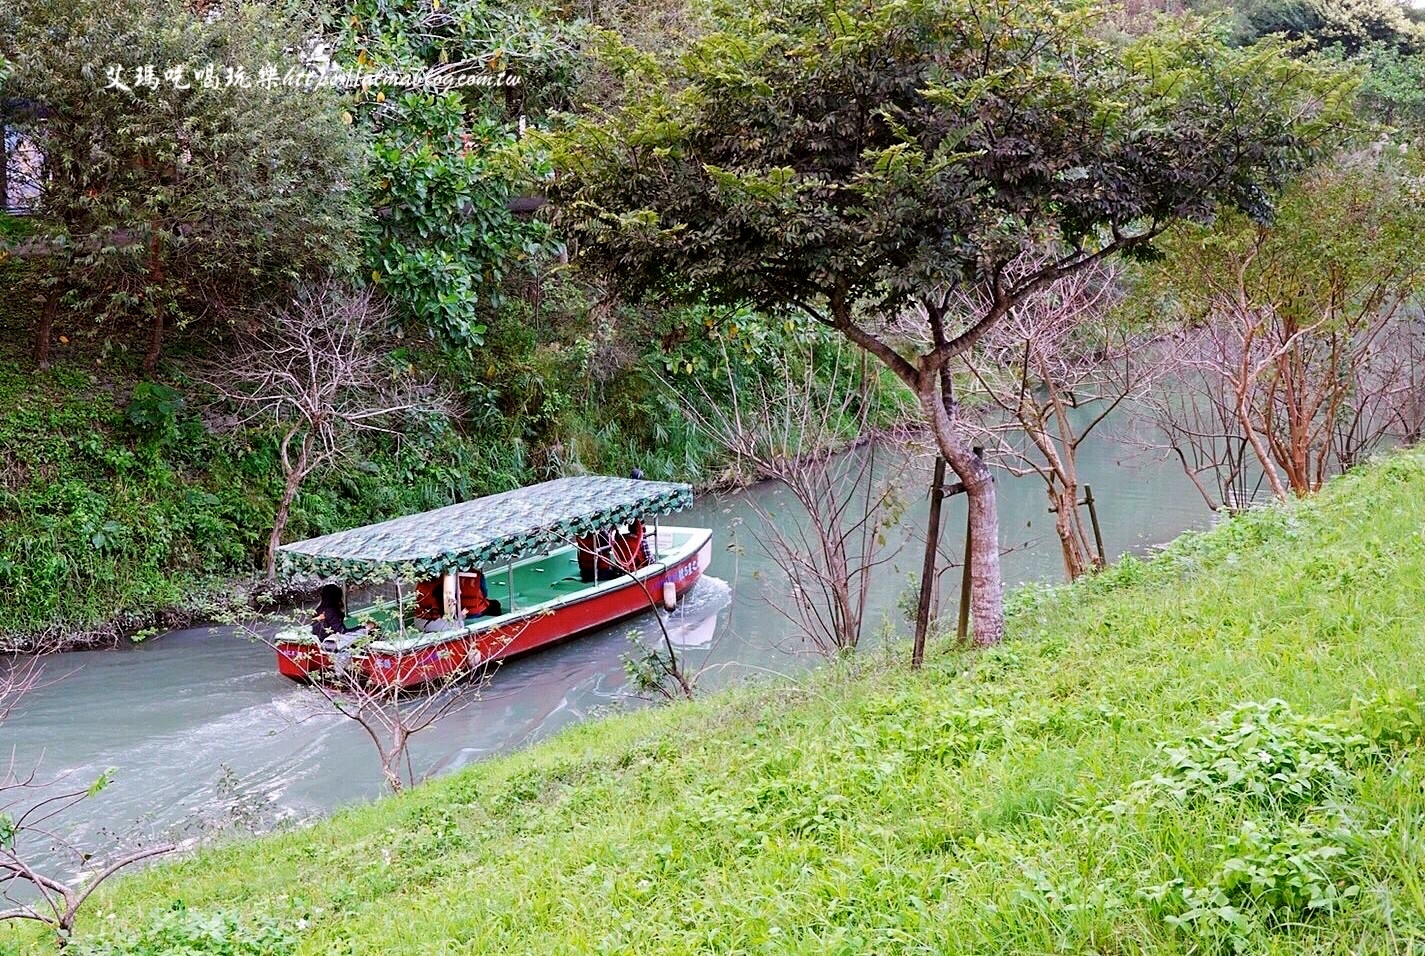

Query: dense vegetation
0,447,1416,952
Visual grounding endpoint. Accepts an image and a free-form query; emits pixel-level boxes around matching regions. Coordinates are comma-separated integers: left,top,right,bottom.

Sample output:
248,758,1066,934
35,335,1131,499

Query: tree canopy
547,0,1355,332
0,0,365,371
543,0,1355,642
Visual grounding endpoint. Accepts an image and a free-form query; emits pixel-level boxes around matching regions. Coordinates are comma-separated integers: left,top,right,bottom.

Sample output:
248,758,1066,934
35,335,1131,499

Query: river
2,415,1210,862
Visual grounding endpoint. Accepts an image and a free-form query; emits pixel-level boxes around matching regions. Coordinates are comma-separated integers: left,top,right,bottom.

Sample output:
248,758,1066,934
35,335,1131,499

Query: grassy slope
16,451,1425,954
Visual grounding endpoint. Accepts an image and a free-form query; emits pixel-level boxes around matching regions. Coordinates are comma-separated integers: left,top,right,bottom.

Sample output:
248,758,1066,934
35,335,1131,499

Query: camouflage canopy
277,475,693,584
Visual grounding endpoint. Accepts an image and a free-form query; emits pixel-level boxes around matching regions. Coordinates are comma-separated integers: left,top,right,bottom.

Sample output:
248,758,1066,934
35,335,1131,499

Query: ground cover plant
4,448,1422,953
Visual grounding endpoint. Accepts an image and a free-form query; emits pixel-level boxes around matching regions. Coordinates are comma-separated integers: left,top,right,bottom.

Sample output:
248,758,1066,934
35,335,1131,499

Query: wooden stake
1084,483,1106,568
956,447,984,643
911,456,947,669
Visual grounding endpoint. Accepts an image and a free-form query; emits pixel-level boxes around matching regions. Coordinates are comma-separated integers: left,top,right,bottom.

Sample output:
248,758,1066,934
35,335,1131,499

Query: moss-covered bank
7,449,1425,953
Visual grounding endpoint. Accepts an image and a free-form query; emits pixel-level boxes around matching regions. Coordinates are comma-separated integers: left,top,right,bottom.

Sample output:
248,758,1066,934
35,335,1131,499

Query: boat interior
301,526,706,652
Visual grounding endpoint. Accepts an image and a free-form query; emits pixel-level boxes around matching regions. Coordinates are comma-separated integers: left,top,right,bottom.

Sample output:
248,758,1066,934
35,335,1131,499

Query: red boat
271,476,710,688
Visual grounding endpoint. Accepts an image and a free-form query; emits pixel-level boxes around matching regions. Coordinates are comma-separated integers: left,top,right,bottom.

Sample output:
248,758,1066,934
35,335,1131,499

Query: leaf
88,768,116,797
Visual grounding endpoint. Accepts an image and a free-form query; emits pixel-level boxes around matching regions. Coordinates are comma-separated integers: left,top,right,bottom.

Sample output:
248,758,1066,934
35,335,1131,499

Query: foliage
364,94,551,349
326,0,580,348
122,382,185,443
1354,44,1425,127
14,449,1425,953
545,0,1353,317
67,907,297,956
1238,0,1425,53
0,0,364,370
0,355,502,644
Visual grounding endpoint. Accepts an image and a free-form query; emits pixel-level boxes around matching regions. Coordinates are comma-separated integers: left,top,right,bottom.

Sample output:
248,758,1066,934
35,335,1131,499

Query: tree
544,0,1351,643
326,0,580,349
1147,151,1425,503
0,0,363,373
957,258,1154,580
202,284,442,580
1355,45,1425,129
681,337,906,656
1239,0,1425,54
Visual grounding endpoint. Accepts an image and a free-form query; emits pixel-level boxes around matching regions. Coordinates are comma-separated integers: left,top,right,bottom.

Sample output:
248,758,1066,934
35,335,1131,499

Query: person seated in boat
310,583,348,638
610,519,651,572
576,531,614,582
458,571,503,620
412,578,455,633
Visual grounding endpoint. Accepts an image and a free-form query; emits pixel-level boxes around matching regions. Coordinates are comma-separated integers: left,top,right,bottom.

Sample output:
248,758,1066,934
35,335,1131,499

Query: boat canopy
277,476,693,584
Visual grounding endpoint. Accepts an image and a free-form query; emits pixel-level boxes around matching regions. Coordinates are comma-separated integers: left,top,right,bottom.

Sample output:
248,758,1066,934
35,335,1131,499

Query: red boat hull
275,532,711,688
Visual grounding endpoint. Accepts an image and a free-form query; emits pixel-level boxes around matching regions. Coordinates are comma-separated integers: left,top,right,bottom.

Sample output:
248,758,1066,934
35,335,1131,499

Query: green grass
8,449,1425,954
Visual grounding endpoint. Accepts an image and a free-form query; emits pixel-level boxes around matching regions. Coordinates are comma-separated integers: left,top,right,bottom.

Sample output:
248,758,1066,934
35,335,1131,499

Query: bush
69,907,298,956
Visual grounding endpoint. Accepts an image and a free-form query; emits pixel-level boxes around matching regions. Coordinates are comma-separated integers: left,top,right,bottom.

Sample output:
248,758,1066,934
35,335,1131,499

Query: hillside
6,449,1421,954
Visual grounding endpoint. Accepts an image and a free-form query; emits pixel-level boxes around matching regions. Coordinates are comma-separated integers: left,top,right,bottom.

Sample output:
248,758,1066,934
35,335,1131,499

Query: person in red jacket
611,519,649,573
458,571,502,618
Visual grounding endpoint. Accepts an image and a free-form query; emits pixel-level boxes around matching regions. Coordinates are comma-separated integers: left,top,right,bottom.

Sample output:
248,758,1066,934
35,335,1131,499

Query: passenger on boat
576,531,613,583
413,579,455,633
310,583,347,638
610,519,651,572
458,571,503,619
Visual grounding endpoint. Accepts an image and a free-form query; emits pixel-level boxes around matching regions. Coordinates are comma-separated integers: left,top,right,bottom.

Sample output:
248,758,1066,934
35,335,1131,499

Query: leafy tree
0,0,365,373
1355,45,1425,127
329,0,580,349
365,96,542,348
1239,0,1425,53
544,0,1353,644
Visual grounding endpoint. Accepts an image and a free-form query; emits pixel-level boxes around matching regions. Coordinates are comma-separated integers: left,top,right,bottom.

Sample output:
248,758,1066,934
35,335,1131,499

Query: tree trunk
267,469,303,581
267,430,313,580
381,724,409,793
380,750,405,793
1049,484,1091,580
35,288,58,371
922,389,1003,645
0,117,8,214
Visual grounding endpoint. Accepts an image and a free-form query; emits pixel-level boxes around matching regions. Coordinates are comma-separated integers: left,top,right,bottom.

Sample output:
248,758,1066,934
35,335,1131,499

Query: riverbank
10,448,1421,953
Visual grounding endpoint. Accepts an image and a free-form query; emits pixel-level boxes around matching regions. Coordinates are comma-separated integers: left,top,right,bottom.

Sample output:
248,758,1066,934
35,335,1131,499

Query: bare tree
958,260,1156,579
1137,347,1269,514
202,283,443,580
679,339,906,656
1145,157,1425,507
243,589,530,794
1,766,176,947
1145,287,1418,509
1,657,174,947
0,656,43,726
